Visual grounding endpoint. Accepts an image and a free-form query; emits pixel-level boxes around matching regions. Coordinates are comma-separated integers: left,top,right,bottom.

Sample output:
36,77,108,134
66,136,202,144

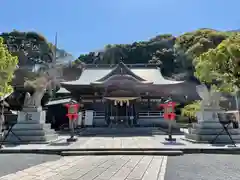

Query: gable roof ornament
95,61,148,82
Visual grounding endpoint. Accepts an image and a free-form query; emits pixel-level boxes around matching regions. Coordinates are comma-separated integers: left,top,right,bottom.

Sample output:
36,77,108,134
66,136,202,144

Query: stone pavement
1,128,240,180
166,154,240,180
0,155,168,180
1,128,240,153
0,154,60,177
1,153,240,180
1,135,239,151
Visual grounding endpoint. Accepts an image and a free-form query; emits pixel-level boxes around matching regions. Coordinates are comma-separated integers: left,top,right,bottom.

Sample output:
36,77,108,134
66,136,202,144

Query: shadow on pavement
48,142,71,146
74,127,183,137
162,142,186,146
2,144,19,148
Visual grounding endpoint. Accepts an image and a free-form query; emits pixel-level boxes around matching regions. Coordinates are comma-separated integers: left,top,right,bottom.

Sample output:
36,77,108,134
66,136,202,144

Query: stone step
12,123,51,130
189,127,240,135
13,120,46,124
192,122,234,129
184,133,240,143
60,150,183,156
5,134,58,143
4,129,56,136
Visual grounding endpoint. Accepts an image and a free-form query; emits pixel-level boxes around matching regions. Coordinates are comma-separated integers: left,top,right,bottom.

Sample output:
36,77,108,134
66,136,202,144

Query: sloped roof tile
61,63,183,86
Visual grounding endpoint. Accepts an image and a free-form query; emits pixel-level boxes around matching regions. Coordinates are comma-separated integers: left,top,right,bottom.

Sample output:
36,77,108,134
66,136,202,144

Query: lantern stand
65,101,79,142
165,120,176,142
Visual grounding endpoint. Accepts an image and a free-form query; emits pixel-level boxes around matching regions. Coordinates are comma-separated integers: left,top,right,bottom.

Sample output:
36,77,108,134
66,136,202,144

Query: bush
181,101,200,119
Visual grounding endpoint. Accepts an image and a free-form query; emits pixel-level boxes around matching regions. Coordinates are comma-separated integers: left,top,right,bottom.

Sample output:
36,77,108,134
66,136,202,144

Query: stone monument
5,77,58,143
184,84,240,143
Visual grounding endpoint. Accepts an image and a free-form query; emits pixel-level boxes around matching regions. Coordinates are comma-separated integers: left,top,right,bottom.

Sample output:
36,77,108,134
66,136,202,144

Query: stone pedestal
4,107,58,144
184,109,240,144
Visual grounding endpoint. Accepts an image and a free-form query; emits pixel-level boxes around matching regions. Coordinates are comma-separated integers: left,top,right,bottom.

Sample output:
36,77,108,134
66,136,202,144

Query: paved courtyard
1,154,240,180
2,128,239,151
0,155,167,180
0,154,60,177
166,154,240,180
1,128,240,180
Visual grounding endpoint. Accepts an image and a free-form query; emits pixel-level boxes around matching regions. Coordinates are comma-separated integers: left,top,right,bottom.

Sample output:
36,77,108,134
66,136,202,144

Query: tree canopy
1,28,240,113
1,28,240,92
194,34,240,92
0,37,18,97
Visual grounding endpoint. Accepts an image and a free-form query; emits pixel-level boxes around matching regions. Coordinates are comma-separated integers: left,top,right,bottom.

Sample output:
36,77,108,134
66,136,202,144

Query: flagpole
51,32,57,98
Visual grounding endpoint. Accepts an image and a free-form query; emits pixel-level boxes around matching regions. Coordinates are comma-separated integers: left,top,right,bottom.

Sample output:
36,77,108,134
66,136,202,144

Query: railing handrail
83,111,164,118
138,111,164,117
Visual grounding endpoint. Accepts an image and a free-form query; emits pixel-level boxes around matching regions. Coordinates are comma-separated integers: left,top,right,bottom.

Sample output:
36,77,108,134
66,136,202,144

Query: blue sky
1,0,239,57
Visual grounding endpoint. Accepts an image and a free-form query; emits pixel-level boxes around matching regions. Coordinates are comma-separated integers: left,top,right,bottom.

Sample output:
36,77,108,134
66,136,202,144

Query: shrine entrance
105,97,138,127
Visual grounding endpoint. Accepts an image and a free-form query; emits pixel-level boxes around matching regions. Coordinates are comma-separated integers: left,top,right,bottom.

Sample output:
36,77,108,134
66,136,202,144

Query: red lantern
159,101,176,121
64,103,80,121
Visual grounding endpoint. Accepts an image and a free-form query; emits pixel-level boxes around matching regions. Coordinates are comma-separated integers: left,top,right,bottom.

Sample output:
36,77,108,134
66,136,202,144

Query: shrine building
53,62,198,128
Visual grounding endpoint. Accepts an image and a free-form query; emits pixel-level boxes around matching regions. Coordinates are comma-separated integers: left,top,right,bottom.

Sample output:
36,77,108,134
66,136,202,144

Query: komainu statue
23,77,50,108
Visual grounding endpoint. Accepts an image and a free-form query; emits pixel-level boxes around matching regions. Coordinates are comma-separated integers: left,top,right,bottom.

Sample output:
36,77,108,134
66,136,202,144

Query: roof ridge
95,62,148,82
84,63,159,69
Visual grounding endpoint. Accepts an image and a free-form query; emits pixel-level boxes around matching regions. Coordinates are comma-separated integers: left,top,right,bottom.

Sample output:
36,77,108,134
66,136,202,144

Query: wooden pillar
147,98,150,110
133,99,138,125
146,92,150,110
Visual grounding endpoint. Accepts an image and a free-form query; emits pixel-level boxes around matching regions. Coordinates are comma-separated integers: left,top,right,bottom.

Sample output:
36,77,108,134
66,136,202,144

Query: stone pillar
77,112,83,127
4,107,58,144
85,110,93,126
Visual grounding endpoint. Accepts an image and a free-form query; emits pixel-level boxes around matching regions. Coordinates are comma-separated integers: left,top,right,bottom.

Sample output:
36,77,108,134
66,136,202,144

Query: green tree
175,29,228,58
0,37,18,97
194,34,240,92
0,37,18,132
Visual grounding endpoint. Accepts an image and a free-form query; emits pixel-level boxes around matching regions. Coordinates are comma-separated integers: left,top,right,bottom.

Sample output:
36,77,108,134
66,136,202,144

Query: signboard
25,113,33,121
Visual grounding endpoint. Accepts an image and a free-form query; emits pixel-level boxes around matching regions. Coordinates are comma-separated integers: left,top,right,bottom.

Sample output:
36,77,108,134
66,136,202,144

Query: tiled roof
61,63,183,86
56,87,70,94
46,98,76,106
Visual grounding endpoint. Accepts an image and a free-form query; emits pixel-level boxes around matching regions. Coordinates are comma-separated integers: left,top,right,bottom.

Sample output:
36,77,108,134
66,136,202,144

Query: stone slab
8,129,56,136
0,156,168,180
192,122,234,129
184,133,240,143
12,123,51,130
22,107,42,112
60,150,183,156
17,111,46,123
189,127,240,135
196,111,221,122
5,134,58,143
